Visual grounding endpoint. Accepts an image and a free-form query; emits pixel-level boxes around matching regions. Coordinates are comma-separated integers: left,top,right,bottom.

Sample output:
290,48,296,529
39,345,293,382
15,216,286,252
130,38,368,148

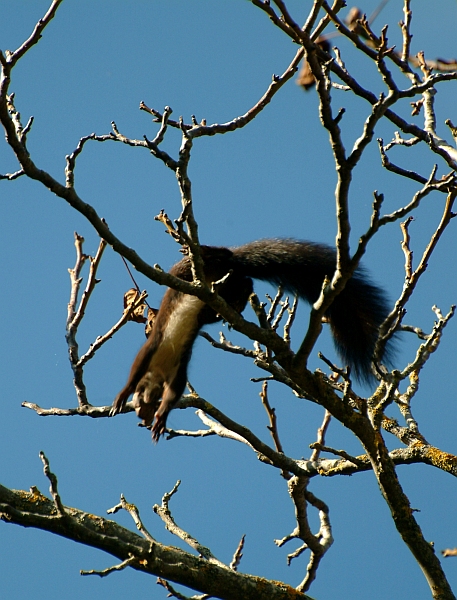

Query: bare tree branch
0,478,313,600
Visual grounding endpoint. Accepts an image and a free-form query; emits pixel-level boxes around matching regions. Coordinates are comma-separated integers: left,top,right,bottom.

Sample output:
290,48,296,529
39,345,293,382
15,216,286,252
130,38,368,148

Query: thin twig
81,555,137,577
153,481,227,569
107,494,155,542
39,451,65,517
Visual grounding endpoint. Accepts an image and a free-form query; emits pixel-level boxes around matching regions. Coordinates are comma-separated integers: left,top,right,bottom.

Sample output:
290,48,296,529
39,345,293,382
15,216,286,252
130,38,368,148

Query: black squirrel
110,239,393,440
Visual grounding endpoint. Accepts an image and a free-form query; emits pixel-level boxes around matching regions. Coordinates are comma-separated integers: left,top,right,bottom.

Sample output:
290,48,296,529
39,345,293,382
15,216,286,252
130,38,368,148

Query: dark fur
111,239,393,440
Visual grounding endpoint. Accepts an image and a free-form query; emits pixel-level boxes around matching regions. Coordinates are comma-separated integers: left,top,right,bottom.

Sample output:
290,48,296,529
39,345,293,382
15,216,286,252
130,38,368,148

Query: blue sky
1,2,456,599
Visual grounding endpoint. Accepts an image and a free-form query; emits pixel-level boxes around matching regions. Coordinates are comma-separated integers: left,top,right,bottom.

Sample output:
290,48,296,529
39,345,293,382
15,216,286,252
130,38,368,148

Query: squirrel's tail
231,238,393,383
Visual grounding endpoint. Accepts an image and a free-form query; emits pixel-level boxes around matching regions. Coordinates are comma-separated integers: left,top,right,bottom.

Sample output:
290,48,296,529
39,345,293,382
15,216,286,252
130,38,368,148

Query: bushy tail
231,238,392,382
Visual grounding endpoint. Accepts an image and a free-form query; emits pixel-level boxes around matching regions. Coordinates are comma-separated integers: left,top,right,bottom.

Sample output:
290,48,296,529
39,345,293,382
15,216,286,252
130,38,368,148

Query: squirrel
110,239,393,440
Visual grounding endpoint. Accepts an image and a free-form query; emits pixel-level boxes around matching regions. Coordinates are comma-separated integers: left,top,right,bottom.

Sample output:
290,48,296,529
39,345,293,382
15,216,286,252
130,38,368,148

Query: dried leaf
124,288,147,323
297,37,331,90
145,307,159,336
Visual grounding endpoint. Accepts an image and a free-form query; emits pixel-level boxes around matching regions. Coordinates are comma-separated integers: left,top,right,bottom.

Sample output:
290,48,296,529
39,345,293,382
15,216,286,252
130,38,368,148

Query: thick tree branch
0,481,313,600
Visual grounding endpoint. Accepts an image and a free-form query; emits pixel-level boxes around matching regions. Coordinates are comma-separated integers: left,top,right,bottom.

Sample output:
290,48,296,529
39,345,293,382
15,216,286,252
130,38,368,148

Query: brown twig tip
0,168,25,180
155,208,176,233
310,410,332,463
309,442,366,467
400,215,414,281
259,382,289,479
417,51,433,79
230,534,246,571
107,494,155,542
410,98,424,116
156,578,192,599
39,451,66,517
5,0,64,67
333,107,345,125
445,118,457,141
80,555,137,578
